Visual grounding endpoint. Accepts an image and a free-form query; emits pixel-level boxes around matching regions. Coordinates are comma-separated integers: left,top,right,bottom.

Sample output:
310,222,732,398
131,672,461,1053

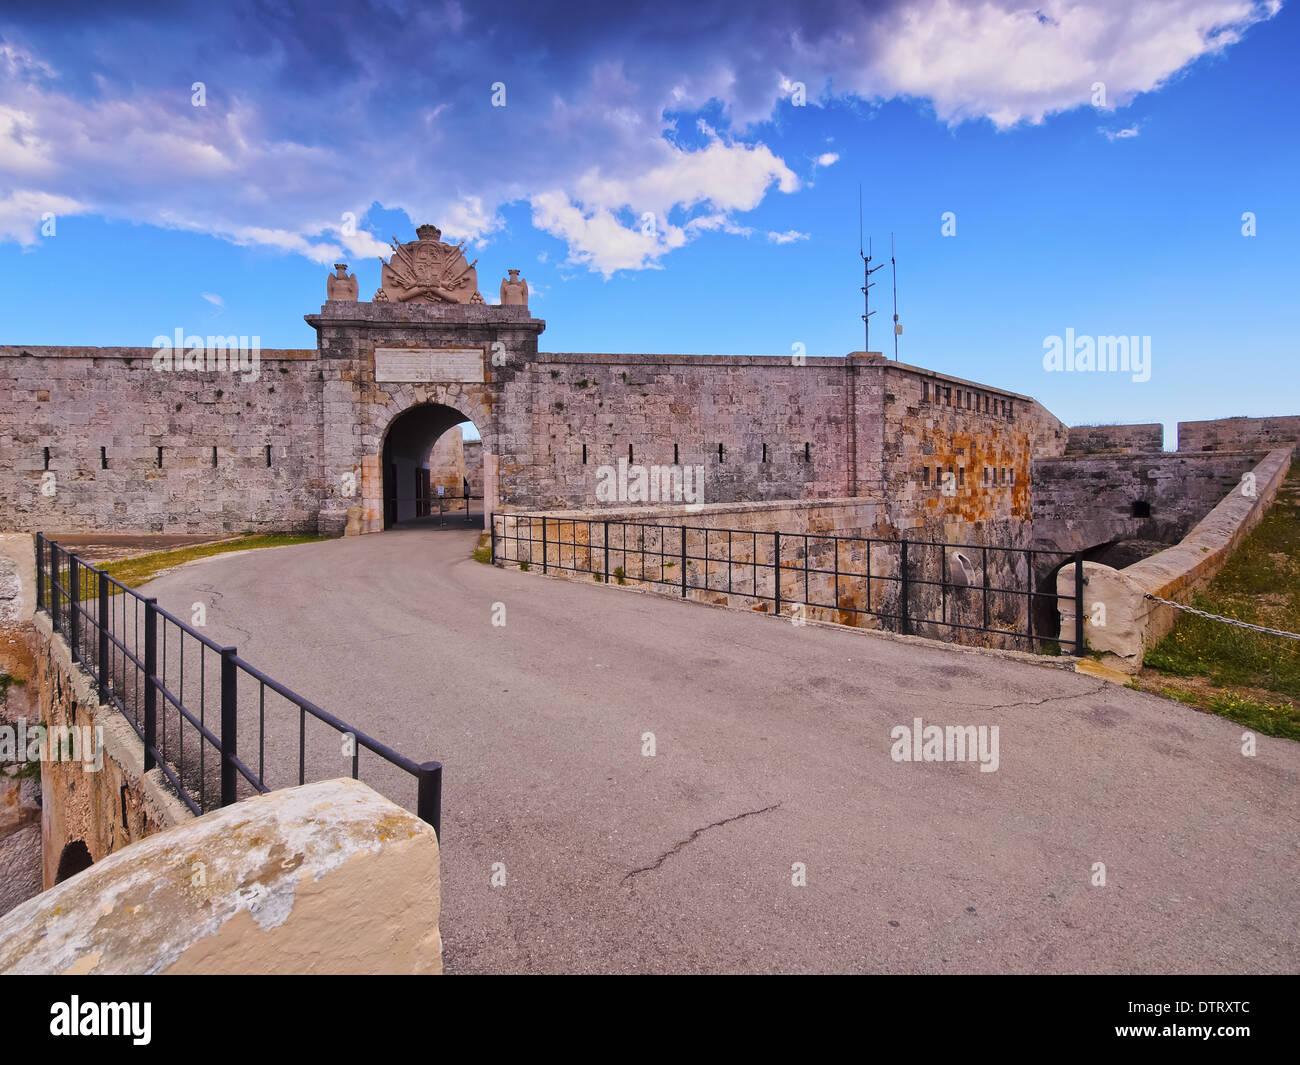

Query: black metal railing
35,533,443,836
491,514,1086,654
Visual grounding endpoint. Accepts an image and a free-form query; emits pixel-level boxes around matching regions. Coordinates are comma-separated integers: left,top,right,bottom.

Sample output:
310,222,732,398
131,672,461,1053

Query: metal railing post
774,532,782,615
35,532,44,612
900,540,910,635
50,543,60,637
541,518,548,574
1027,549,1036,650
68,553,80,662
1073,552,1085,655
220,646,238,808
417,760,444,839
490,513,497,563
604,520,610,582
143,597,158,772
97,573,109,703
680,525,687,597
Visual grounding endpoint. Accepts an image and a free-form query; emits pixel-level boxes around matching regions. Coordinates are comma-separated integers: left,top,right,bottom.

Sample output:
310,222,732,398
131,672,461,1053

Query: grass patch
1140,463,1300,737
65,534,329,594
472,533,493,565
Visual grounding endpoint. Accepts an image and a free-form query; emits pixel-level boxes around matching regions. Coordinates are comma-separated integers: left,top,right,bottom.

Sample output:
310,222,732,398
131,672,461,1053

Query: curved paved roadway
140,528,1300,974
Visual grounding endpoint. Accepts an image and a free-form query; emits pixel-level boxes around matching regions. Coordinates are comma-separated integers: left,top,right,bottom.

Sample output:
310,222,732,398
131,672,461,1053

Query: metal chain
1143,592,1300,641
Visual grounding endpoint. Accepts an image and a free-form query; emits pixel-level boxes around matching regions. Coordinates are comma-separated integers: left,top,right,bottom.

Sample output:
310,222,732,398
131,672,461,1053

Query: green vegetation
472,533,493,565
66,533,328,595
518,561,530,572
1139,463,1300,739
613,566,626,585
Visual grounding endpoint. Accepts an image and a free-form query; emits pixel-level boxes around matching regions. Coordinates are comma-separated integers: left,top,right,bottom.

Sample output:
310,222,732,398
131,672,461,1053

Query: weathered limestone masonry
1066,423,1164,454
523,352,1065,538
0,778,442,975
0,225,1081,548
31,607,190,888
1178,415,1300,452
0,346,323,534
1059,447,1292,672
307,299,543,534
1032,451,1263,556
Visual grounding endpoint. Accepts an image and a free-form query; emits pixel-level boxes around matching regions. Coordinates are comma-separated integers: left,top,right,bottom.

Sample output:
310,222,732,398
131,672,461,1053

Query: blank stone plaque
374,347,484,383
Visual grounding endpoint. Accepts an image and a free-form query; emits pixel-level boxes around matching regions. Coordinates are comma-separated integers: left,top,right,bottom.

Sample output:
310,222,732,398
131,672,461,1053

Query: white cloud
0,0,1278,275
0,188,84,245
767,229,810,245
1101,125,1141,140
201,292,224,307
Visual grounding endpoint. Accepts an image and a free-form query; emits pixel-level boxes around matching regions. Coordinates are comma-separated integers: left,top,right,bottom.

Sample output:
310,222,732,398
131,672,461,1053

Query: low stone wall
31,610,190,888
1058,448,1292,672
497,500,1056,652
0,778,442,974
1,533,41,915
1178,415,1300,453
1066,423,1164,454
1032,451,1262,555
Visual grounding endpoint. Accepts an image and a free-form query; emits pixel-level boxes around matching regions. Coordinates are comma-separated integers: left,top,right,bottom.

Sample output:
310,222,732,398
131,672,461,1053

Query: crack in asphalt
981,679,1109,711
622,802,783,884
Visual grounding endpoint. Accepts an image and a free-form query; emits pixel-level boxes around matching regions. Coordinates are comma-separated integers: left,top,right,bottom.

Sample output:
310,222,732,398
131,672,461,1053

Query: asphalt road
139,527,1300,974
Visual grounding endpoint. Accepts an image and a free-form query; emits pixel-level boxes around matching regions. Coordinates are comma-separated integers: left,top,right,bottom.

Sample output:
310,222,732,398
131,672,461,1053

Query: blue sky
1,0,1296,448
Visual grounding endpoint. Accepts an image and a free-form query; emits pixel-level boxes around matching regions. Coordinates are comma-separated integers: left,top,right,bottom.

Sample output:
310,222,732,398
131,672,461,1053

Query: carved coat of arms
374,224,484,304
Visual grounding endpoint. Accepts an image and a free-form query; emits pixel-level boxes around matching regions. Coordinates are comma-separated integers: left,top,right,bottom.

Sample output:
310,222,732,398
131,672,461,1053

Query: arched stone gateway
380,402,480,528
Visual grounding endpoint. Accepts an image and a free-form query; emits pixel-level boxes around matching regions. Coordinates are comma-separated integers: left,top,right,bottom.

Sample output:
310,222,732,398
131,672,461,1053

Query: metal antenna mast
859,185,882,353
890,232,900,361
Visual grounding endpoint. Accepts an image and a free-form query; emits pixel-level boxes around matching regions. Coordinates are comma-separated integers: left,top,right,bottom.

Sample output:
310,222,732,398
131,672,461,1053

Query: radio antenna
891,232,900,361
859,185,882,354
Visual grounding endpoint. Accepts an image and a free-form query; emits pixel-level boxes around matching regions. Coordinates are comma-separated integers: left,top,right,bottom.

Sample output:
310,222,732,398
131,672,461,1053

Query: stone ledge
0,778,441,975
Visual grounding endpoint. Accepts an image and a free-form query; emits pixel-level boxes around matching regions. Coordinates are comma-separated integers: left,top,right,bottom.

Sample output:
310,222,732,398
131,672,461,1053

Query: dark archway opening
1031,537,1174,647
56,839,93,883
381,403,480,529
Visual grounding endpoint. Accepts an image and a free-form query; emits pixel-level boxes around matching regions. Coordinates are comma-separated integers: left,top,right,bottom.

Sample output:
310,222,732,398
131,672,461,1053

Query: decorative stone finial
500,268,528,308
326,263,358,302
415,223,442,242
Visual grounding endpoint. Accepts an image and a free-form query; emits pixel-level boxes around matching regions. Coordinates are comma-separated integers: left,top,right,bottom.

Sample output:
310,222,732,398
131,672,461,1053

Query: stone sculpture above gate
373,224,484,305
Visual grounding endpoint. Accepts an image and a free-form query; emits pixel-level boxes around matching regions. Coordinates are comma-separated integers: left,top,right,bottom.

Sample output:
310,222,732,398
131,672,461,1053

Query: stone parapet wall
0,348,324,534
1031,451,1262,555
496,500,1057,652
1177,415,1300,453
1057,447,1292,672
31,611,191,888
1066,423,1164,454
0,778,441,975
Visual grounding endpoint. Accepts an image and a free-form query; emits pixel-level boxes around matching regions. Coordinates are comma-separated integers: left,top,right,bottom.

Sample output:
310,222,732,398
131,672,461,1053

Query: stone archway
366,382,496,533
380,402,481,528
